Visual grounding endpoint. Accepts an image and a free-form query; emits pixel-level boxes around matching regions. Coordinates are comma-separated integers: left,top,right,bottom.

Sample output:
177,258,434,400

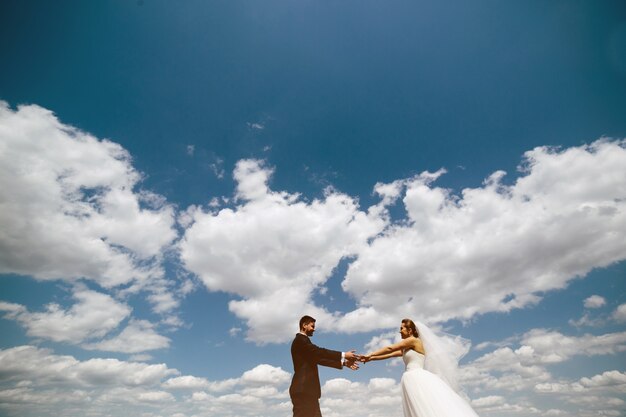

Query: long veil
415,321,470,393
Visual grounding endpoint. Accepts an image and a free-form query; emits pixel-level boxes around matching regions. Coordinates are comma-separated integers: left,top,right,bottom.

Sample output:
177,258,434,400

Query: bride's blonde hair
402,318,419,337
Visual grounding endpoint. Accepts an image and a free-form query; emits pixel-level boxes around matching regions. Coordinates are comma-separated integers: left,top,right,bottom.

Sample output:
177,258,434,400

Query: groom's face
302,322,316,337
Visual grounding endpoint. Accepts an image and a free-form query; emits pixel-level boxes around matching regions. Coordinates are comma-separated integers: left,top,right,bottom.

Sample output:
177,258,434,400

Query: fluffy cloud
1,340,621,417
0,287,130,343
240,364,291,386
162,375,211,390
82,319,170,353
0,102,177,289
466,329,626,381
0,345,295,417
584,295,606,309
161,364,291,399
579,370,626,388
613,304,626,322
0,345,176,388
538,370,626,392
341,140,626,329
519,329,626,362
459,328,626,416
180,159,386,343
180,140,626,343
0,285,173,354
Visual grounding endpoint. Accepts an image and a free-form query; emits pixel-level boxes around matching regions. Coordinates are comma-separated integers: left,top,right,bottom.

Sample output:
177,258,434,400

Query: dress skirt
401,368,479,417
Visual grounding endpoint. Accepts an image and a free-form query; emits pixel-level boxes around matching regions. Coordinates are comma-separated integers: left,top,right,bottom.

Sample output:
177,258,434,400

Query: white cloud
0,287,130,343
180,140,626,344
519,329,626,362
128,353,153,362
566,395,624,407
612,303,626,322
341,140,626,329
322,377,362,396
0,345,176,388
163,375,239,393
460,327,626,400
0,102,177,289
180,159,386,343
146,286,180,314
569,312,605,328
532,369,626,394
584,295,606,309
209,157,225,179
364,331,400,353
162,375,210,390
82,319,170,353
471,395,507,407
469,329,626,374
136,390,175,402
579,370,626,388
240,364,291,386
247,122,265,130
454,326,626,417
229,327,242,337
0,301,26,315
1,342,623,417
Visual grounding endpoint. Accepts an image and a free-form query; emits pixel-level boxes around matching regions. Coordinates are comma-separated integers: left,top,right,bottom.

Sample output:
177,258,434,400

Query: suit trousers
291,394,322,417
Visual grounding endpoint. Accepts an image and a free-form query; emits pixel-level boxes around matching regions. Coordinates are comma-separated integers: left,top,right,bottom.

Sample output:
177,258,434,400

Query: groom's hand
344,350,358,361
343,358,359,370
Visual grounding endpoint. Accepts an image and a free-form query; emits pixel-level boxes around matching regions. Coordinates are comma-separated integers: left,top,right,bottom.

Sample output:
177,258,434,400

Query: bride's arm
362,337,416,362
366,350,403,362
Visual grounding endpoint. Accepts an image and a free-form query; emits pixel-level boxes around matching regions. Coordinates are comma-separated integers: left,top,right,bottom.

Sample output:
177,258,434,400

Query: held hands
344,350,359,361
343,350,372,370
343,350,365,370
359,354,372,363
344,358,360,370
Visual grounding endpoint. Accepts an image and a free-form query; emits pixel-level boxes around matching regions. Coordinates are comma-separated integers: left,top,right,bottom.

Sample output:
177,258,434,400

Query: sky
0,1,626,416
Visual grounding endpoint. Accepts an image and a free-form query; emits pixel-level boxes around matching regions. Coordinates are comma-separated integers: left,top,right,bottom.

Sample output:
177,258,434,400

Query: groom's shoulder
291,333,304,350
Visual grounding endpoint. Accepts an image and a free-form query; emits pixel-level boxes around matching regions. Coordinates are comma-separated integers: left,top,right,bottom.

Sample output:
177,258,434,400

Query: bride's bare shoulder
412,336,425,354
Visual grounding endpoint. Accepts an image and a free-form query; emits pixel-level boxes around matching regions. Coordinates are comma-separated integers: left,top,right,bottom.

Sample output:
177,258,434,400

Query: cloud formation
180,159,386,343
83,319,171,353
456,327,626,416
0,287,130,343
1,332,622,417
584,295,606,309
0,346,295,417
2,101,625,417
180,140,626,342
0,102,177,289
341,140,626,330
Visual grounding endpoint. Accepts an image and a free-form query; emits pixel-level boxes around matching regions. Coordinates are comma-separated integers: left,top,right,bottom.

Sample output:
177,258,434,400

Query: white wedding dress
401,349,479,417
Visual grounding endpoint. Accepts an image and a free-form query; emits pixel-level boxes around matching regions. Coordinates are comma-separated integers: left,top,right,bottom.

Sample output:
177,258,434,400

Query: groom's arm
295,335,342,366
294,335,358,369
317,356,343,370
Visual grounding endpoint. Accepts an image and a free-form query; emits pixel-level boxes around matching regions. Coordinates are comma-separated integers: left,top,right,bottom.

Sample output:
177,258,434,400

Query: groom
289,315,359,417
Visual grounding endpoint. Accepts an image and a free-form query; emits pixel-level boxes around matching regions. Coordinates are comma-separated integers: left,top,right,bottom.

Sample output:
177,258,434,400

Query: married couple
289,315,479,417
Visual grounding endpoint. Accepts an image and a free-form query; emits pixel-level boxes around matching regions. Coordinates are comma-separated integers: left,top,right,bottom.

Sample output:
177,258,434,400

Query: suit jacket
289,333,342,399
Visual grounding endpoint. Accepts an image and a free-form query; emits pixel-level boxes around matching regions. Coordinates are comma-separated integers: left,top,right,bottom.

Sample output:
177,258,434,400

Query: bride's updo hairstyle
402,318,419,337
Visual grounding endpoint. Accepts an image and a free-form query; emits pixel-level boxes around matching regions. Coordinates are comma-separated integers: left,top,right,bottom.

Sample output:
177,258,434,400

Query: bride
361,318,479,417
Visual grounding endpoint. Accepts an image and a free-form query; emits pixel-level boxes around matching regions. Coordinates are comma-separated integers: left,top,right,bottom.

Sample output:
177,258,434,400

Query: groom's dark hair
299,315,316,330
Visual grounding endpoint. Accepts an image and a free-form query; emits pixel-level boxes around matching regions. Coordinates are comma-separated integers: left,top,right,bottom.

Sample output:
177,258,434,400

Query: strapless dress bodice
403,349,425,371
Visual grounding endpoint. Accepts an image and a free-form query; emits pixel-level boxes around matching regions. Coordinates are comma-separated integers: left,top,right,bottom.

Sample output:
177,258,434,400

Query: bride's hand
360,354,372,363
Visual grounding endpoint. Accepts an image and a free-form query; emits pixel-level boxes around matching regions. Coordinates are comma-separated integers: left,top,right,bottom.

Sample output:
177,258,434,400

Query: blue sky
1,1,625,416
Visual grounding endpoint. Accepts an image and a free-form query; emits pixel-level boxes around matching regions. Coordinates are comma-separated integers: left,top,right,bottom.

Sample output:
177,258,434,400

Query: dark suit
289,333,342,417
